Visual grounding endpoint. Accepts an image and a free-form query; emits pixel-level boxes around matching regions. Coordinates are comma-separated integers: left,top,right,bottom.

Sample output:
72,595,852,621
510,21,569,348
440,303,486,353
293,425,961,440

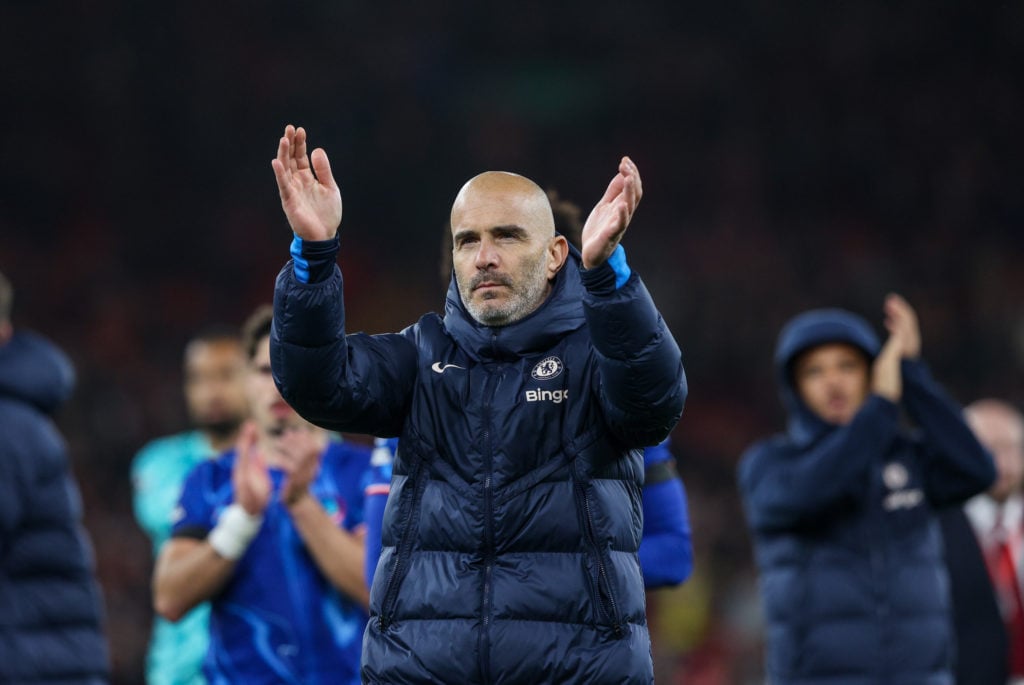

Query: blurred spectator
152,306,371,684
962,399,1024,683
938,500,1008,685
738,297,995,683
131,326,247,685
0,268,111,684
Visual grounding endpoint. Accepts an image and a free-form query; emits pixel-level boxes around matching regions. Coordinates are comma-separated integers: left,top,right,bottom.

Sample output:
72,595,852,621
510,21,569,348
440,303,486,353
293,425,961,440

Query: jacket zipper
576,479,624,637
478,366,499,684
378,459,425,632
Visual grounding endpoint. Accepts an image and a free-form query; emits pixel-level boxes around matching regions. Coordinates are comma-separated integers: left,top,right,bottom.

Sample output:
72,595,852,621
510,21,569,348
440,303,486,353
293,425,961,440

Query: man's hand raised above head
872,293,920,403
882,293,921,360
581,156,643,270
271,125,342,242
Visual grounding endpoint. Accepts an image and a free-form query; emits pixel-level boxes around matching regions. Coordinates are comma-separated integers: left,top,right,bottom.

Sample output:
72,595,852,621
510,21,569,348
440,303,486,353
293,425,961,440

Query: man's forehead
966,403,1024,438
451,173,553,235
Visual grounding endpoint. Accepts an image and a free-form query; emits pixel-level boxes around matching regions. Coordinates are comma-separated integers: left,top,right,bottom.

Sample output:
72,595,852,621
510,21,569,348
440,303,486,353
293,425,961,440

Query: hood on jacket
774,308,881,445
443,243,587,362
0,330,75,415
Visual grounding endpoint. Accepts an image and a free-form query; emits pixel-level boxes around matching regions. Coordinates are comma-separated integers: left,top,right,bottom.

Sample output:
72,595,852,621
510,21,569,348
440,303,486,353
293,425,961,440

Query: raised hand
871,293,920,402
871,334,903,403
232,422,272,516
580,156,643,269
882,293,921,359
271,125,342,241
277,426,327,507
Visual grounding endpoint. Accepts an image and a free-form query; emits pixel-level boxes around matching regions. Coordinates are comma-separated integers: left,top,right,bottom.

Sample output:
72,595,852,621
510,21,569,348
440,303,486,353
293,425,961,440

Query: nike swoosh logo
431,362,465,374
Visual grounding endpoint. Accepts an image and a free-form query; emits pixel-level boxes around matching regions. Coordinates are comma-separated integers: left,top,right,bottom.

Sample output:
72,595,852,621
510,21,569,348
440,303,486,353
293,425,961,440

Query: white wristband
208,503,263,561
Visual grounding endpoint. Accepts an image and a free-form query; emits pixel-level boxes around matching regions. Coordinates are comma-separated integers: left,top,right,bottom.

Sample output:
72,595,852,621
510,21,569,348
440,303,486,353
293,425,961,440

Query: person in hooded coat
0,269,110,684
738,295,995,685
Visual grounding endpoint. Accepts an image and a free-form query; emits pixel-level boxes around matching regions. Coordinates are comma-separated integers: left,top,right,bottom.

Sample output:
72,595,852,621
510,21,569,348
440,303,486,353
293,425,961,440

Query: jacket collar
443,248,586,362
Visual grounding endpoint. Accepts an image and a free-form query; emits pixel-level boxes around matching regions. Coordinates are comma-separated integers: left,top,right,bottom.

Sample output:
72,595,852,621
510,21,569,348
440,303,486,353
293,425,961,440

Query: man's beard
461,252,550,327
196,416,243,441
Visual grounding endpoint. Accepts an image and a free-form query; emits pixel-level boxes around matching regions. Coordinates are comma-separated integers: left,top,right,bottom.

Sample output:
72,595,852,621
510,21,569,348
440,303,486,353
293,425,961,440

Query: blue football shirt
172,440,371,685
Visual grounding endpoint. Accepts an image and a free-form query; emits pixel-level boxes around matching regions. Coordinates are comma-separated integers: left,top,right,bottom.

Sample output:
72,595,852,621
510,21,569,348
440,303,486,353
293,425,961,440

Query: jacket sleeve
0,417,30,536
639,477,692,588
638,441,692,587
581,262,686,446
271,259,419,437
900,359,996,506
738,395,899,532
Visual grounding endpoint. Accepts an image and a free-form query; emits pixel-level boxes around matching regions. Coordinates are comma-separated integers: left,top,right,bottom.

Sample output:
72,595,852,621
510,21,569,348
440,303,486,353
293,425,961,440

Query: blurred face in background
246,335,304,437
793,343,870,426
184,338,247,441
965,402,1024,503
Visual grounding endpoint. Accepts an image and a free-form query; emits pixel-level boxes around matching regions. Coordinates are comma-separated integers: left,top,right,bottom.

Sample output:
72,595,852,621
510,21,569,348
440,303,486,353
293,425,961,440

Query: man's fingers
294,127,310,171
623,176,639,218
616,200,629,233
237,421,258,458
629,160,643,203
311,148,337,191
272,158,293,201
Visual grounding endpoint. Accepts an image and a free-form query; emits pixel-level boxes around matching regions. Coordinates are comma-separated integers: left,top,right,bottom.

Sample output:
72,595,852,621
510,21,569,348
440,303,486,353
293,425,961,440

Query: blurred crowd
1,1,1022,682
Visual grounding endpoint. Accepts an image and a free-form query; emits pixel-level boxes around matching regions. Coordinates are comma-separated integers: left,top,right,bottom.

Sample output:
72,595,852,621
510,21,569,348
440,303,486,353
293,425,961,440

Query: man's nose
474,239,499,269
823,369,845,391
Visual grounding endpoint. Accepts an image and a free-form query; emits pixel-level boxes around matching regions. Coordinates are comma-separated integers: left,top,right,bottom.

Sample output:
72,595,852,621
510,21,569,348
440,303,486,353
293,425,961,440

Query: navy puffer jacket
0,332,110,684
738,310,995,685
272,246,686,684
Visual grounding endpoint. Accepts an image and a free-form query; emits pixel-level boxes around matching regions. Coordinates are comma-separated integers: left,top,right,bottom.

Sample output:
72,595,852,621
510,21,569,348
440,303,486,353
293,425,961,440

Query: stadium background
1,1,1022,682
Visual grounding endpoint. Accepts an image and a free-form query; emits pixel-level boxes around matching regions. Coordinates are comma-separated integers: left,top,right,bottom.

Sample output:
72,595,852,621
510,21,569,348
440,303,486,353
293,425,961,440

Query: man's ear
547,235,569,278
0,321,12,346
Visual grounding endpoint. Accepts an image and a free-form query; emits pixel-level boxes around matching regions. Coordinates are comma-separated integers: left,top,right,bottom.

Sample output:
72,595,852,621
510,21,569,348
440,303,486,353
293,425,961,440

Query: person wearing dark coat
268,125,686,684
0,270,110,685
738,297,995,685
937,506,1008,685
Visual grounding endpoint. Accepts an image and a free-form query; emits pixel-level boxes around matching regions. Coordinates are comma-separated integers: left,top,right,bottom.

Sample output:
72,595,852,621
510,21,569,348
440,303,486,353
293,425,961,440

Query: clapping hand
277,426,327,507
271,125,342,242
871,293,922,402
232,422,272,516
580,157,643,270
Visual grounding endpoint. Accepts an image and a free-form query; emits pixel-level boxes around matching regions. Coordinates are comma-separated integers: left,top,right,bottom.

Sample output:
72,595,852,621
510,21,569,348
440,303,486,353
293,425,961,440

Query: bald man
269,125,686,684
962,400,1024,682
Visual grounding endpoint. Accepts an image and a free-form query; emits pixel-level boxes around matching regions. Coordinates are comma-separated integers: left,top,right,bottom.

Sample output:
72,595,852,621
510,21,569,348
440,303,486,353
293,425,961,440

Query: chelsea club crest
531,356,563,381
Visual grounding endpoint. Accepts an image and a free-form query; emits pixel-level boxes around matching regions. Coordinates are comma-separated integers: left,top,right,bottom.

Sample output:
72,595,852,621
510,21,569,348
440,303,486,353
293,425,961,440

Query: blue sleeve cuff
608,244,631,289
290,234,340,284
580,244,633,294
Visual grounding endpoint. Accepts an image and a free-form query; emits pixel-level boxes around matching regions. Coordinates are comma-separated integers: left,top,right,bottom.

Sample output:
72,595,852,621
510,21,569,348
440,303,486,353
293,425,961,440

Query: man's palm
581,157,642,269
272,125,342,241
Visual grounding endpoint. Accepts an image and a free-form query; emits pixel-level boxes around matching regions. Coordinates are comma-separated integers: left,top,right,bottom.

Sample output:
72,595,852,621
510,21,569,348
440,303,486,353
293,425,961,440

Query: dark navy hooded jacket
738,309,995,685
272,239,686,684
0,332,110,684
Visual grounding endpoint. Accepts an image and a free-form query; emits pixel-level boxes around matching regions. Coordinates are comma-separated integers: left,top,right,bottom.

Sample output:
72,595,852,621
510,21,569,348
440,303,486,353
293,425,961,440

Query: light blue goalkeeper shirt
131,430,216,685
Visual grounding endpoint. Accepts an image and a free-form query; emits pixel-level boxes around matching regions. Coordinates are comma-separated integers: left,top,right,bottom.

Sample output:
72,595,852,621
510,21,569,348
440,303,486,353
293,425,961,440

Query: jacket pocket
378,457,428,632
574,478,626,638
